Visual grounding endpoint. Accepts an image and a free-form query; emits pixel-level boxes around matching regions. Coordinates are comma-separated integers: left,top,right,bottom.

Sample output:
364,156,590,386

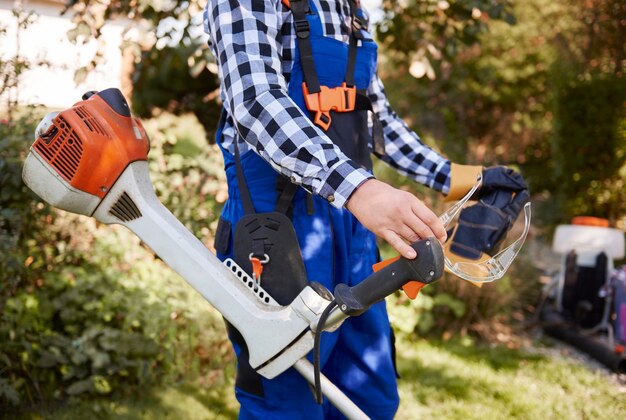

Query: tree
377,0,515,81
0,6,37,119
376,0,626,225
62,0,221,141
549,0,626,223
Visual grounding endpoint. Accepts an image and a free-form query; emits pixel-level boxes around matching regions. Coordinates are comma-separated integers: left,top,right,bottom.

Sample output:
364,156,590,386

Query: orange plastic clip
302,83,357,130
249,253,270,284
372,256,427,300
250,257,264,281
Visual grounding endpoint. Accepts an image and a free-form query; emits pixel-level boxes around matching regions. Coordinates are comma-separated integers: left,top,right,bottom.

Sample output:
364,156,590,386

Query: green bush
1,266,169,404
551,73,626,224
387,269,540,342
0,111,47,296
0,112,162,406
0,111,230,410
143,113,226,245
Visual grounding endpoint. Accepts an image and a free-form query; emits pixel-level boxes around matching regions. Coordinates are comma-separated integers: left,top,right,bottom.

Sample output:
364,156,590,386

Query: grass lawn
395,339,625,419
21,338,625,419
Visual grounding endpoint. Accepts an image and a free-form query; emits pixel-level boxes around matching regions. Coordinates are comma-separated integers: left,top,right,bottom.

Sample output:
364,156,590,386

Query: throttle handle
334,238,444,316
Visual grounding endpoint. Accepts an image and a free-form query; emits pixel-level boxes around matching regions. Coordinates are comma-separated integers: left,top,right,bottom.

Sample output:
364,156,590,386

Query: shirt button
327,194,335,203
290,176,297,183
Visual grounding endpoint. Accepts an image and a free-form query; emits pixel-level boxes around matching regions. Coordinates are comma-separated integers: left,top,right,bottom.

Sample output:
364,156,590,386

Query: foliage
0,112,44,296
545,0,626,224
551,74,626,223
132,44,221,140
1,265,168,404
378,0,515,81
62,0,221,137
377,0,625,227
144,113,227,244
0,6,37,118
1,16,228,405
0,108,230,410
377,0,560,167
0,108,152,407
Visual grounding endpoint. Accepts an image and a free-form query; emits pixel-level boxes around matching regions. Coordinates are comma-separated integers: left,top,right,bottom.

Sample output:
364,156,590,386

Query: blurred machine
541,217,626,373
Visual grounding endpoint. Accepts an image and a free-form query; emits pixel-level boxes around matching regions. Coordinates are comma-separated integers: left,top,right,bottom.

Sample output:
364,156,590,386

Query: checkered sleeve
368,75,451,194
204,0,373,208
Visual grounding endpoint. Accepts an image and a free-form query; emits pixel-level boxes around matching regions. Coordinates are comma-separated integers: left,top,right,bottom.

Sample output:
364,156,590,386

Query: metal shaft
293,358,369,420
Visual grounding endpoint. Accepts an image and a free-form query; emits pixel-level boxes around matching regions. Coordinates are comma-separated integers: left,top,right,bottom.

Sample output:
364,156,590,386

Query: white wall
0,0,127,109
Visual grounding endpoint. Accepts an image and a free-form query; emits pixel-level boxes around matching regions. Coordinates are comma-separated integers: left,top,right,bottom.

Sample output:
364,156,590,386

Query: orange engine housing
32,89,150,198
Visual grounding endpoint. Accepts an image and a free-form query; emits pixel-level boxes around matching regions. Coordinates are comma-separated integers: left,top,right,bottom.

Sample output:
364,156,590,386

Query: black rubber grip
334,238,444,316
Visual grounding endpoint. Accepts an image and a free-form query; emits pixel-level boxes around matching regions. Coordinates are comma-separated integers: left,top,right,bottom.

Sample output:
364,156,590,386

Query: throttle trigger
372,256,400,272
402,281,426,300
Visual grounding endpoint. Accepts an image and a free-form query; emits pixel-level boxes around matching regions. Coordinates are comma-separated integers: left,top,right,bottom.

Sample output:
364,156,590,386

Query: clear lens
439,176,482,229
439,180,532,283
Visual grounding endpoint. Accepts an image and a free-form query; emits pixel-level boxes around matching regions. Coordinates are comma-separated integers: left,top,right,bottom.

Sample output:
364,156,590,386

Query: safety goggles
439,177,532,283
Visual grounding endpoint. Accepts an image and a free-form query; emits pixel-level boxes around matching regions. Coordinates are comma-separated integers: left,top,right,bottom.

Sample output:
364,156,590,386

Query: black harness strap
219,110,256,215
345,0,363,88
345,33,358,88
232,125,303,218
291,0,321,94
306,192,315,215
371,113,385,156
275,177,300,214
346,1,385,156
288,0,385,158
233,135,257,215
354,92,385,156
234,135,306,217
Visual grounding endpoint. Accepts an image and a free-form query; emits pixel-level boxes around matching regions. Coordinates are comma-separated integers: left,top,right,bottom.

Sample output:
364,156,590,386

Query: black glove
449,167,529,260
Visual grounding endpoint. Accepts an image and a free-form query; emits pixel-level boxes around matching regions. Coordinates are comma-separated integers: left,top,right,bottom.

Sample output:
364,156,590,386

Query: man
204,0,469,418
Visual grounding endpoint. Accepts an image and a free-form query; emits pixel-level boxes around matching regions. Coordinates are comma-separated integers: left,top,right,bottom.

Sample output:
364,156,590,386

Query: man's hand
346,179,447,259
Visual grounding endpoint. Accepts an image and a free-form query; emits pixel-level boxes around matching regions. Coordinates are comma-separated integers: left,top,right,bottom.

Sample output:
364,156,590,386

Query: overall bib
214,1,399,418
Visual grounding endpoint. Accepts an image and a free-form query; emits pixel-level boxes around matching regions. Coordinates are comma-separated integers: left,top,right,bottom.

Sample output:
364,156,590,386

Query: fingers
384,230,417,259
346,179,447,258
410,200,447,243
398,225,420,243
385,199,447,259
402,214,435,241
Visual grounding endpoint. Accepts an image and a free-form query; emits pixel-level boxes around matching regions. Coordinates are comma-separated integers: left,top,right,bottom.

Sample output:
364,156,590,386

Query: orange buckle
302,82,357,131
249,253,269,288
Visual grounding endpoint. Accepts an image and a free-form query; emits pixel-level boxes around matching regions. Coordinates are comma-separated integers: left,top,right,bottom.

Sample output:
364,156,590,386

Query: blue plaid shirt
204,0,451,208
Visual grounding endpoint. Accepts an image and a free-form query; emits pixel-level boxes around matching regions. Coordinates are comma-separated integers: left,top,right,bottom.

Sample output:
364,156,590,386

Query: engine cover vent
34,115,83,181
74,106,111,138
109,192,142,222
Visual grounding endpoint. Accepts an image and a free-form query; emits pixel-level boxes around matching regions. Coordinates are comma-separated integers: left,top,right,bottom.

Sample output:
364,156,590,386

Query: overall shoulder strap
288,0,321,93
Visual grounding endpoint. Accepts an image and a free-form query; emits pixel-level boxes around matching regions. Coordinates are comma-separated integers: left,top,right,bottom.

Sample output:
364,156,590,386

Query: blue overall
215,2,399,418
